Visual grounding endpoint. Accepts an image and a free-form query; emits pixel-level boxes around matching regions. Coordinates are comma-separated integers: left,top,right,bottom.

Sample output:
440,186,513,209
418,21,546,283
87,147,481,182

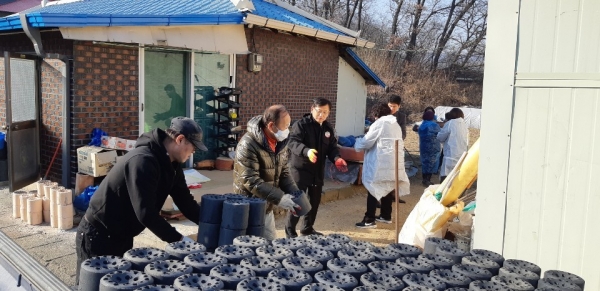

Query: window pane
193,53,230,162
144,50,187,132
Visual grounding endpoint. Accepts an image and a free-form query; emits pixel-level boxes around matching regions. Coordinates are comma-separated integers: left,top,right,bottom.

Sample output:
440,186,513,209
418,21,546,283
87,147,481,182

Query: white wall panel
481,0,600,288
473,0,520,253
517,0,600,74
335,57,366,136
505,88,600,289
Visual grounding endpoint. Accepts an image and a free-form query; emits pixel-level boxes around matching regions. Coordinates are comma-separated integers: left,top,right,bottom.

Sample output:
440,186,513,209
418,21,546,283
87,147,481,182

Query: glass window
144,50,188,132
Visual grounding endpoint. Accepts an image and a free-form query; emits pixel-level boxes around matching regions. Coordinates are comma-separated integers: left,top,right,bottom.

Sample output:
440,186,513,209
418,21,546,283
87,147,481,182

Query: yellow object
441,138,480,206
229,111,238,119
414,188,465,233
307,149,318,163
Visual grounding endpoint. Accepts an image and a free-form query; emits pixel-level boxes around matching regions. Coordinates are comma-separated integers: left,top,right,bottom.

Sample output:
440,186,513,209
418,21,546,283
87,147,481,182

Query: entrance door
143,50,188,132
3,52,40,192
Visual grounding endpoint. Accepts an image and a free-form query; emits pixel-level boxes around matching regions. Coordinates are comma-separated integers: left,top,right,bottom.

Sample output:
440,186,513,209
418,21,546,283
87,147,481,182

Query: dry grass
356,49,483,123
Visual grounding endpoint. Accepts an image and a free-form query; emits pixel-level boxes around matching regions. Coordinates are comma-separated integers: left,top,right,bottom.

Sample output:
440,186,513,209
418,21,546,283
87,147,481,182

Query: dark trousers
365,191,394,221
285,184,322,235
75,217,133,285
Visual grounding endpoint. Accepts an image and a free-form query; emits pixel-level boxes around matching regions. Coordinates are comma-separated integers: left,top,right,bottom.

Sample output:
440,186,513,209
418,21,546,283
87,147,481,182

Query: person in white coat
354,103,410,228
437,108,469,181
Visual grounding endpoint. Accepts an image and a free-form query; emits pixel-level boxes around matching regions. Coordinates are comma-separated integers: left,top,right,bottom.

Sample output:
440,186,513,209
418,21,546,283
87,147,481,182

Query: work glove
181,236,195,243
279,194,301,216
307,149,318,163
335,158,348,172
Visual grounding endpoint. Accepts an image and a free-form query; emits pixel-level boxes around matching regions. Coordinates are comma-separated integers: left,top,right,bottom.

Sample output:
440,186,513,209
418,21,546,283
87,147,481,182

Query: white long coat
354,115,410,200
437,117,469,176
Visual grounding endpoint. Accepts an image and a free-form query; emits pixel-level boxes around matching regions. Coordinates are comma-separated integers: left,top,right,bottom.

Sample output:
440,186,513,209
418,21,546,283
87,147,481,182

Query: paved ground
0,128,473,289
0,169,423,289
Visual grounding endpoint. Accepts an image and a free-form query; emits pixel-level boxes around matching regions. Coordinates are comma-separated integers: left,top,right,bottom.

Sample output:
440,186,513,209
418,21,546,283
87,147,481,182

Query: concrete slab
13,231,70,250
0,169,374,289
45,254,77,288
28,240,76,262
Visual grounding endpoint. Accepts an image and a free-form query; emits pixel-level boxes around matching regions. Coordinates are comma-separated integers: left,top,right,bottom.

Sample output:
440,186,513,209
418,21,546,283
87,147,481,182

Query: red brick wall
40,59,67,181
70,41,139,185
0,28,342,185
235,28,339,127
0,31,73,183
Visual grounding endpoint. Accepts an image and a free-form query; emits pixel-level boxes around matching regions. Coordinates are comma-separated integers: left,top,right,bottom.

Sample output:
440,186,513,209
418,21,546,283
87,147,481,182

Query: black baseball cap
170,117,208,151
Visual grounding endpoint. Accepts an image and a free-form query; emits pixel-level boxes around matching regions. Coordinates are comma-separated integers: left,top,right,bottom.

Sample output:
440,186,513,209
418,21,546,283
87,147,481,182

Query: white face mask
273,128,290,142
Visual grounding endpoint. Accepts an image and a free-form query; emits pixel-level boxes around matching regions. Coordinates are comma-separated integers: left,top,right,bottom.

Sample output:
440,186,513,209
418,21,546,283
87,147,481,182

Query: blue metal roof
28,0,239,15
0,14,20,30
7,0,243,28
343,47,386,88
0,0,352,39
250,0,343,35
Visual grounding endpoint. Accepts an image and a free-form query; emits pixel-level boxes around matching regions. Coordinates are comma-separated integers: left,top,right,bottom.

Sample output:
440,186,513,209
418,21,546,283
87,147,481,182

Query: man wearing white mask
233,104,301,240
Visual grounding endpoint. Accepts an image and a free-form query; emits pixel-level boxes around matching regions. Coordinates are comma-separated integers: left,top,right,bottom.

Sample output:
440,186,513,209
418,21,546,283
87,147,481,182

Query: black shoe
286,230,298,239
300,229,323,236
355,219,377,229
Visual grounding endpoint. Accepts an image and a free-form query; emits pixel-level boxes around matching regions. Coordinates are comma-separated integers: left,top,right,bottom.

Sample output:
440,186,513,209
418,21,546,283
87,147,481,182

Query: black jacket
233,116,299,213
288,113,341,187
394,111,407,140
85,129,200,243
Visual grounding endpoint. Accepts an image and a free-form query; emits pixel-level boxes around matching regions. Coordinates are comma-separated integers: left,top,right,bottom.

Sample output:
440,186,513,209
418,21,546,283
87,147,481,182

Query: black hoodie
85,129,200,243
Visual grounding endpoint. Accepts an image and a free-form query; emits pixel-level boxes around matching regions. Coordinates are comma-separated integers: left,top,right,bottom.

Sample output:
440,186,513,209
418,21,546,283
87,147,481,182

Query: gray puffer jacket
233,116,299,213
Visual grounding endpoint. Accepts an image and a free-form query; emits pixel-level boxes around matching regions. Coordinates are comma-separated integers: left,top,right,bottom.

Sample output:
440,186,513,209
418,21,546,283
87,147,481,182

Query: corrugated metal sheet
250,0,341,35
517,0,600,74
480,0,600,289
506,88,600,288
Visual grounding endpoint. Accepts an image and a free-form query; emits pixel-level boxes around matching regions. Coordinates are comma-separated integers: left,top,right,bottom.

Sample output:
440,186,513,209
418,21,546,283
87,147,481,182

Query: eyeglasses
313,109,330,116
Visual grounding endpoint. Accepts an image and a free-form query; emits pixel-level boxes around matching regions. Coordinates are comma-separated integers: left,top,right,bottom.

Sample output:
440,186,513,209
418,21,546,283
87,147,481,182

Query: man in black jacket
388,95,407,140
233,105,301,240
285,98,348,238
75,117,207,284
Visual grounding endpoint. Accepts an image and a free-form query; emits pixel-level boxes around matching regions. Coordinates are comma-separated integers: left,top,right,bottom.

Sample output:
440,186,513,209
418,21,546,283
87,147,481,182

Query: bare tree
431,0,477,70
403,0,426,64
390,0,405,36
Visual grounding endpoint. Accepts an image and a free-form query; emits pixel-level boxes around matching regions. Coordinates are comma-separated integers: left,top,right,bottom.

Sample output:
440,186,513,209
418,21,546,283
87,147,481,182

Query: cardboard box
115,138,128,150
101,136,117,149
125,140,136,150
101,136,136,151
77,146,118,177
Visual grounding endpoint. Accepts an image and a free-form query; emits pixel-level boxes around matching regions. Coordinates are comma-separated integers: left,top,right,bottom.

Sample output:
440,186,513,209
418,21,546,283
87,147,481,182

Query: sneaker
355,219,377,229
376,216,392,224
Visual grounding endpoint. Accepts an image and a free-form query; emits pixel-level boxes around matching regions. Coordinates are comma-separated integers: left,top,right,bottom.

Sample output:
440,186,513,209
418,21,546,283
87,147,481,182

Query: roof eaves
342,47,386,88
25,13,244,27
0,14,21,30
244,13,374,48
